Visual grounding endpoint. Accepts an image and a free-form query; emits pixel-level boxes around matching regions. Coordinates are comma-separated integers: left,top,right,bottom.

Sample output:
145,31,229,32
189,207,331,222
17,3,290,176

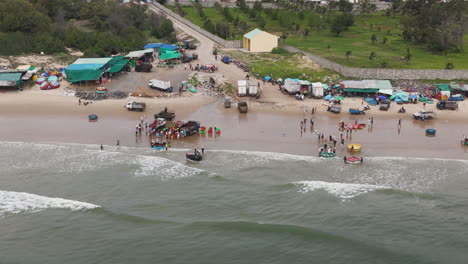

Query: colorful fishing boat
96,86,108,94
319,152,336,158
40,81,50,90
344,156,363,164
88,114,98,121
347,143,362,152
151,141,168,150
426,129,436,136
49,81,60,89
462,137,468,145
36,77,46,85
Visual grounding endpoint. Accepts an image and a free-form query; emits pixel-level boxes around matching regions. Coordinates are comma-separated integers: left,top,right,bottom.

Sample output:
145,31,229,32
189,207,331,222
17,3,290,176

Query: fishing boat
344,156,363,164
40,81,50,90
319,152,336,158
347,143,362,152
186,152,203,162
461,137,468,145
96,86,108,94
426,129,436,136
151,141,167,151
49,81,60,89
88,114,98,121
36,77,46,85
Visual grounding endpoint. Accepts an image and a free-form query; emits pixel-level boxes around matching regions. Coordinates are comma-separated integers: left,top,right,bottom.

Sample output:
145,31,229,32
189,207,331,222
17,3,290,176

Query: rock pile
75,91,128,100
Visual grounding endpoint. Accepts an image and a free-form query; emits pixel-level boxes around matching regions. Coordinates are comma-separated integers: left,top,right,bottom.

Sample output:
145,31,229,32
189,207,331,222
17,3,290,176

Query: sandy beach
1,82,468,160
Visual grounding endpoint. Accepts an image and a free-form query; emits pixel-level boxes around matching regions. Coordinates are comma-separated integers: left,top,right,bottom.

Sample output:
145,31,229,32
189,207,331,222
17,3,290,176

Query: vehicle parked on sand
238,101,248,113
237,80,247,96
125,101,146,112
224,97,232,108
328,105,342,113
148,79,173,92
154,108,176,121
182,39,197,50
413,111,435,120
436,100,458,110
248,81,258,97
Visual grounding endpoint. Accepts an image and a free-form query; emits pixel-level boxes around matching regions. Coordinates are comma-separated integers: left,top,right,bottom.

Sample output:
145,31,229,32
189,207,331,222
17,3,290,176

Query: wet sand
1,91,468,159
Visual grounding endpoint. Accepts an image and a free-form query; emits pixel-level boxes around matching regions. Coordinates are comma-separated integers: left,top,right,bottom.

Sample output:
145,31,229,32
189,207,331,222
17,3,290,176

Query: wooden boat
347,143,361,152
186,153,203,162
343,123,366,130
349,108,365,115
88,114,98,121
319,152,336,158
36,77,46,84
151,141,167,150
426,129,436,136
49,81,60,89
344,156,363,164
461,138,468,145
40,81,50,90
96,86,108,94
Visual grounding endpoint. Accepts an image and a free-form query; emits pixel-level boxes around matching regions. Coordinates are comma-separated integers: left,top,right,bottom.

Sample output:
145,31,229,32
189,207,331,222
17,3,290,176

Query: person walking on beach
184,64,187,70
371,117,374,125
100,144,103,150
201,148,205,155
312,108,315,115
78,99,81,105
310,118,314,126
423,102,426,108
116,139,120,146
398,119,401,126
189,63,192,70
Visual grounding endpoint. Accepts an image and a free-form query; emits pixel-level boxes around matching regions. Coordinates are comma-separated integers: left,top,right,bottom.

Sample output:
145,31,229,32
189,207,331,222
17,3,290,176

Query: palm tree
370,34,377,45
345,50,352,60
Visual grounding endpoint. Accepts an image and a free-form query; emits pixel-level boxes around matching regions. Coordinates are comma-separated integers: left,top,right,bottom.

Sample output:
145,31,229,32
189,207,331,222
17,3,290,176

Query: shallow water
1,141,467,263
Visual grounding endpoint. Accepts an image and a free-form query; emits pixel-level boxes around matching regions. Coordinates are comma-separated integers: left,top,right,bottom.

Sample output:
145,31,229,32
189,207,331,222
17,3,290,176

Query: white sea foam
294,181,390,199
133,155,204,180
0,190,100,217
210,149,320,163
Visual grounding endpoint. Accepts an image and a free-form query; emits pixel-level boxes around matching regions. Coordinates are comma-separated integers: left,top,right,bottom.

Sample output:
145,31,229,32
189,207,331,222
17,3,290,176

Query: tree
337,0,354,13
303,28,310,38
345,50,352,60
257,15,267,29
370,34,378,45
380,61,388,68
216,23,230,39
280,33,288,43
369,51,376,60
404,47,412,63
358,0,377,14
445,62,454,69
330,14,351,36
381,37,388,45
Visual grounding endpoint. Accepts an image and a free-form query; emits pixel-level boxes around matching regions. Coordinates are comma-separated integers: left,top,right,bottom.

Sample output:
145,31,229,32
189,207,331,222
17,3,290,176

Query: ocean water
1,141,467,264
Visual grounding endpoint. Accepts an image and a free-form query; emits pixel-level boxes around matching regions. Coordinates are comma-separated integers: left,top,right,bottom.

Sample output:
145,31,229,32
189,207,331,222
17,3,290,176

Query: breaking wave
294,181,390,199
0,190,100,217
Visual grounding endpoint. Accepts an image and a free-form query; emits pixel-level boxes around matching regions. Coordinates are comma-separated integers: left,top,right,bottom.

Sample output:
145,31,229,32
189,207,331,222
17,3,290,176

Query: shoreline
1,90,468,160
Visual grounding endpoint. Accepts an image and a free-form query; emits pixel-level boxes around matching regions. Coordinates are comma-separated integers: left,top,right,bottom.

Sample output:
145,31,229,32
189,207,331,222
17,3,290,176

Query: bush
271,47,288,54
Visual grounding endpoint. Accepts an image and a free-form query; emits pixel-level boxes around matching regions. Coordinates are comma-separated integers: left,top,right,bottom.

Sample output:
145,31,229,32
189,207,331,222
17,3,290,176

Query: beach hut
243,28,279,52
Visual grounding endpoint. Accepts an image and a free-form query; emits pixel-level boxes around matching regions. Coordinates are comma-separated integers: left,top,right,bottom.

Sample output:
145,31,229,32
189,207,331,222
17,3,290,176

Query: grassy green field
222,50,342,82
174,7,468,69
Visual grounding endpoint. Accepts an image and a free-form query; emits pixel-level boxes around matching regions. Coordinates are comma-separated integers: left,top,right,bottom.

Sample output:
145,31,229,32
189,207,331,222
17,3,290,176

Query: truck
182,39,197,50
436,100,458,110
311,82,324,98
379,100,391,111
154,108,176,121
248,81,258,96
237,80,247,96
283,78,300,94
238,101,248,113
149,79,173,92
125,101,146,112
327,105,341,114
413,111,435,120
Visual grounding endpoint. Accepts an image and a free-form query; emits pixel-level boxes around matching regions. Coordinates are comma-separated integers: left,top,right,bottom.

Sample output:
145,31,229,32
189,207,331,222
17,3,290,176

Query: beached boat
88,114,98,121
40,81,50,90
96,86,108,94
36,77,46,85
319,152,336,158
349,108,365,115
462,138,468,145
344,156,363,164
186,153,203,162
347,143,361,152
343,123,366,130
151,141,167,150
426,129,436,136
49,81,60,89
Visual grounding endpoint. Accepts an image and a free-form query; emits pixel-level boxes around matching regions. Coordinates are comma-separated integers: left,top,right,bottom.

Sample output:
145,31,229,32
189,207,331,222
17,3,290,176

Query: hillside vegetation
0,0,176,57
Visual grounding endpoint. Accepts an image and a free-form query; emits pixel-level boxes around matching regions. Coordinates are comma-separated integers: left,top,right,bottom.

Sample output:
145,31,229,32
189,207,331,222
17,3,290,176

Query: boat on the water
347,143,361,152
319,152,336,158
151,141,168,150
344,156,363,164
426,129,436,136
88,114,98,121
186,152,203,162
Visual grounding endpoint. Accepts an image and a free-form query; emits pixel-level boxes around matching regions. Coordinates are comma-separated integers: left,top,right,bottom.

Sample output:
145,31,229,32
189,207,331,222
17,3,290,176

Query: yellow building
243,28,279,52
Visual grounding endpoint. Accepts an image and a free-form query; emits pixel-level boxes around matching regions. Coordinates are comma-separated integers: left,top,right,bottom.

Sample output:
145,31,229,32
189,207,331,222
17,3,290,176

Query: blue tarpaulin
144,43,178,50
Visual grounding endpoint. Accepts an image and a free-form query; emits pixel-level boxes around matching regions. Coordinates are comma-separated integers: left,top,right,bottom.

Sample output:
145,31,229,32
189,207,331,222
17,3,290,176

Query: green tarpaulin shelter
159,52,180,60
65,69,104,83
106,56,130,73
344,88,379,93
0,72,22,86
436,84,450,91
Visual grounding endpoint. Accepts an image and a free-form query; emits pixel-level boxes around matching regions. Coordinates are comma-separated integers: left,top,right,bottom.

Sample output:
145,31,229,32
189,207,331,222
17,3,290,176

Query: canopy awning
0,72,23,86
107,58,130,73
159,52,180,60
64,69,104,83
344,88,379,93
